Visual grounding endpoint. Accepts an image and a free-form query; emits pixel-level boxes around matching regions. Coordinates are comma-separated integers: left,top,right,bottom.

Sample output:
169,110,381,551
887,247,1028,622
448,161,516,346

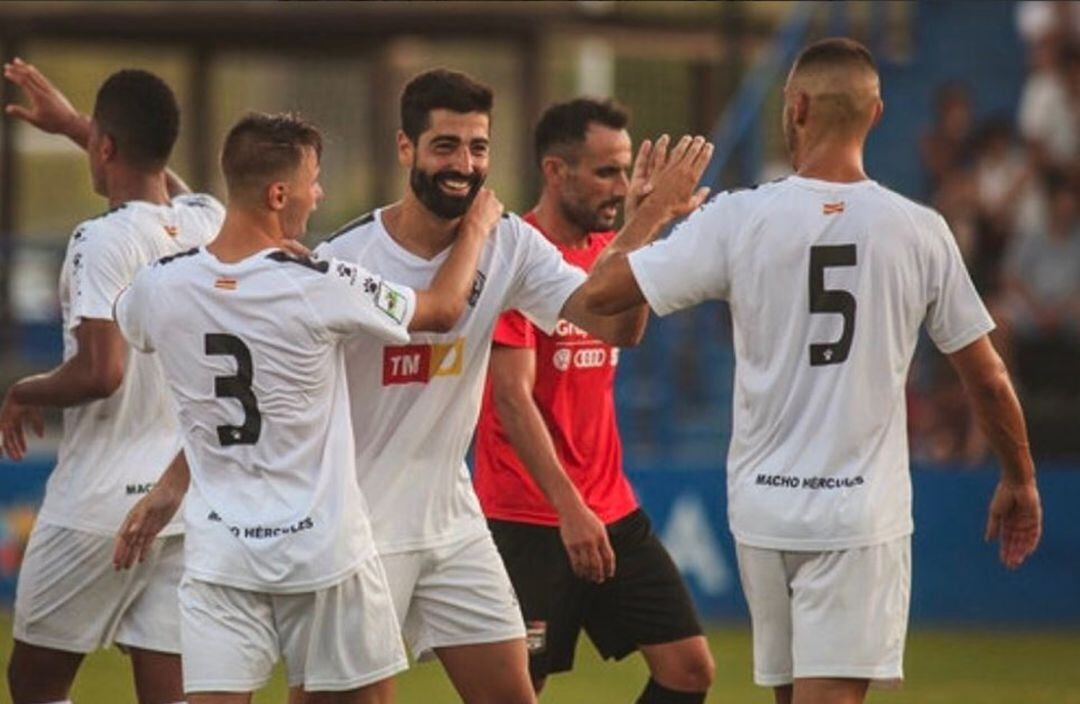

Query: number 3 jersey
315,209,587,555
628,176,994,551
115,247,416,592
38,195,223,537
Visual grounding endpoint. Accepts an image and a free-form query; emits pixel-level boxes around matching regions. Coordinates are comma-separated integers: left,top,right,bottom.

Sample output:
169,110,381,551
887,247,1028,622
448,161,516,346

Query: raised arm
567,135,714,336
409,188,502,332
947,335,1041,569
489,343,614,582
3,57,191,196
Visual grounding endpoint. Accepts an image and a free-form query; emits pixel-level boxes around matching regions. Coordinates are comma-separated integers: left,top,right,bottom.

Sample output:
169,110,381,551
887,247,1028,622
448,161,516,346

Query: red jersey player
474,99,715,703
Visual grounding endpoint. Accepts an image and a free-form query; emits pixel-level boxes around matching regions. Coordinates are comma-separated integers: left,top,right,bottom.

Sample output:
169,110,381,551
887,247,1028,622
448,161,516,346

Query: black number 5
205,333,262,445
808,244,857,366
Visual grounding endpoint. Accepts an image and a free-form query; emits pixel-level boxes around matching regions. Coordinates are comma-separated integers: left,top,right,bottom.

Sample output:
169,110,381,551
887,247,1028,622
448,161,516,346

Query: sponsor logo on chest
383,338,465,385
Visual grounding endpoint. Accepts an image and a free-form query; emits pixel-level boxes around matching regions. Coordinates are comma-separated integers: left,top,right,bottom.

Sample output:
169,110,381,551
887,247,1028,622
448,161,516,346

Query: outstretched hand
636,134,714,223
985,479,1042,569
3,57,88,144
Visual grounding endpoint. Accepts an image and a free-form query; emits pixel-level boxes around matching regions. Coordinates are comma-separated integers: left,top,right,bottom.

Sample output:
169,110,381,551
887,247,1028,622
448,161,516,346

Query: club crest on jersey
822,201,845,215
468,271,486,307
383,338,464,385
375,282,408,324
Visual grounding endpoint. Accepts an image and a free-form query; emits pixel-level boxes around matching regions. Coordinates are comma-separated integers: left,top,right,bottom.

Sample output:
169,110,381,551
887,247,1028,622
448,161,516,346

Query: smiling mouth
437,177,473,196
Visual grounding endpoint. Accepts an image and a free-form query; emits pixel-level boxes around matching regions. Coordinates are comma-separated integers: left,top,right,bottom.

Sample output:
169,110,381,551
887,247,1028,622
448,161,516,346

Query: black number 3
205,333,262,445
808,244,857,366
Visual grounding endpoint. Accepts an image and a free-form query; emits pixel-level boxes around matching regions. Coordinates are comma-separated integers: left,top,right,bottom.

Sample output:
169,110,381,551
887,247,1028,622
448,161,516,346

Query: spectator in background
1018,35,1078,173
996,172,1080,354
920,82,976,195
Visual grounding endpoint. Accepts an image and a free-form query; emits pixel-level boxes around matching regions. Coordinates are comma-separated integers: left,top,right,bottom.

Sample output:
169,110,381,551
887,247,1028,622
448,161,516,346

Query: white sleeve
303,257,415,345
506,219,586,335
113,267,156,353
175,193,226,240
924,214,996,353
627,192,739,317
68,223,138,327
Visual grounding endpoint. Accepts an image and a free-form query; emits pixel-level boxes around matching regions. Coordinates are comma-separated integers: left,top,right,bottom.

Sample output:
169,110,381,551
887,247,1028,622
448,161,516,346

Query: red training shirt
473,212,639,526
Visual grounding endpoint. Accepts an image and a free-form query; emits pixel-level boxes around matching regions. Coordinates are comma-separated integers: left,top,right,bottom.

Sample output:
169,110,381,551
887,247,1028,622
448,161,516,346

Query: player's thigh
276,556,407,693
128,646,184,704
407,534,526,661
434,639,535,704
179,577,278,695
735,542,796,687
14,522,155,654
7,640,83,703
789,536,910,686
118,534,185,656
792,678,870,704
586,511,704,663
489,519,587,679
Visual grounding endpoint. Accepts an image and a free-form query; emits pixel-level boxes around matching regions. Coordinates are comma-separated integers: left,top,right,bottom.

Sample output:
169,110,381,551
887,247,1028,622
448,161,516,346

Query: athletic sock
636,678,707,704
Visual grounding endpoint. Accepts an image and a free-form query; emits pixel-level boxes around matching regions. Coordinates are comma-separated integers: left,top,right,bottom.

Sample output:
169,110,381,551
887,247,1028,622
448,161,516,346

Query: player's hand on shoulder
985,477,1042,570
559,502,616,584
639,134,714,221
460,187,503,239
3,57,85,140
0,386,44,462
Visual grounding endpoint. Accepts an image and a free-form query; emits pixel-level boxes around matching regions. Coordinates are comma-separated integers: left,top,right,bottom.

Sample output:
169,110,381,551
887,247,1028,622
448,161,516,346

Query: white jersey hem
35,513,183,538
374,522,488,556
184,555,373,595
731,523,913,552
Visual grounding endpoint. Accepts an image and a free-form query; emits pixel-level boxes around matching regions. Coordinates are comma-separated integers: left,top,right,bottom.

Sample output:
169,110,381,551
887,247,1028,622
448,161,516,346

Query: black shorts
489,509,704,680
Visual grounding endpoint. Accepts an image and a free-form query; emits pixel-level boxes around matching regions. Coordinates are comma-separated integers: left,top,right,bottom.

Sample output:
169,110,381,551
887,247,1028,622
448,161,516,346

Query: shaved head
783,38,882,164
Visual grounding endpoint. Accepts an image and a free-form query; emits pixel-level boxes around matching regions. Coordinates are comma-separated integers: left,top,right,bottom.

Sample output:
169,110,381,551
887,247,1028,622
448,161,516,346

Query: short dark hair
792,37,878,76
400,68,493,143
92,69,179,171
534,98,629,167
221,112,322,202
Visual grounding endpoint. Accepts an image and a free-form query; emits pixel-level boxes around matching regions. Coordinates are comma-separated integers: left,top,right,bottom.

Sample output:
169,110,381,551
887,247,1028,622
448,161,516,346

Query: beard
409,165,485,220
559,194,623,233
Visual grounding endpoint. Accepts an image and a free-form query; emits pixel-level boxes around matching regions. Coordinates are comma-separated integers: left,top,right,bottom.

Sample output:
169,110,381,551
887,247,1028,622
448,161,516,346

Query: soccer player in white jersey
113,112,503,704
580,38,1044,704
313,69,713,703
0,61,223,704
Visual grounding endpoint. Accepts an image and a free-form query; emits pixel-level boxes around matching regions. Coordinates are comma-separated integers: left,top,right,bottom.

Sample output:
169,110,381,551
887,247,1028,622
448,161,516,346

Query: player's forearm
59,111,91,150
412,227,486,332
11,356,122,407
493,391,586,515
596,200,670,269
964,364,1036,485
159,450,191,495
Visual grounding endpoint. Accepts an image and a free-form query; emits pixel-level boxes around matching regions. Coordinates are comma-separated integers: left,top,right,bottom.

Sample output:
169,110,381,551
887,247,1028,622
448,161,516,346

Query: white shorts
14,521,183,654
735,536,911,688
380,532,526,661
179,554,407,694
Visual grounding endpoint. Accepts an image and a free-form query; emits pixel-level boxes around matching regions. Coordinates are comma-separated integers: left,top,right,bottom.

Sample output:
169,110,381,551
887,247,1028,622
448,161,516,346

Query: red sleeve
492,309,535,349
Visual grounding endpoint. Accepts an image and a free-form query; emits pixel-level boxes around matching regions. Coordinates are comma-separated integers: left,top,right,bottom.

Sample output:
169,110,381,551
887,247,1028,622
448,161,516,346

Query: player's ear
870,98,884,129
794,91,811,127
396,129,414,168
266,181,288,212
100,132,118,164
540,155,567,185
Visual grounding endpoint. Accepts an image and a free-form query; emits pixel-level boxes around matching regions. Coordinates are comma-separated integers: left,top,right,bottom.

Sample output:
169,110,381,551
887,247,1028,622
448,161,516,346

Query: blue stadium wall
2,457,1077,626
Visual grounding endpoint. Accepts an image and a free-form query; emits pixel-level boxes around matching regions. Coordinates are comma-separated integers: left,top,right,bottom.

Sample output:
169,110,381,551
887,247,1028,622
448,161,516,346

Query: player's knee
657,649,715,692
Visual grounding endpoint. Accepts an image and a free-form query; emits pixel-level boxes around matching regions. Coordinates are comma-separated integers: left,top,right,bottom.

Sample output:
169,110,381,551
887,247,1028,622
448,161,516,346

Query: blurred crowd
910,1,1080,463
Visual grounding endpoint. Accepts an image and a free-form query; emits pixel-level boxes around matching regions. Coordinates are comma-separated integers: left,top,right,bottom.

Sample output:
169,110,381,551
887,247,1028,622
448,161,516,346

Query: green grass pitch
2,612,1079,703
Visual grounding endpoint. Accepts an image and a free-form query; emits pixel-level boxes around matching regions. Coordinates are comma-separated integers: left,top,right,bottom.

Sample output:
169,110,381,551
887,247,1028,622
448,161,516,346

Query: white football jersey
629,176,995,550
115,247,416,592
315,209,586,554
37,194,223,536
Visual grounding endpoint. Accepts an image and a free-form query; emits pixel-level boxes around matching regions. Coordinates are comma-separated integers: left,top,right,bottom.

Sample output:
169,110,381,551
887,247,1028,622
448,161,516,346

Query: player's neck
105,169,170,209
209,208,287,263
382,193,461,260
794,137,869,184
531,192,589,249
